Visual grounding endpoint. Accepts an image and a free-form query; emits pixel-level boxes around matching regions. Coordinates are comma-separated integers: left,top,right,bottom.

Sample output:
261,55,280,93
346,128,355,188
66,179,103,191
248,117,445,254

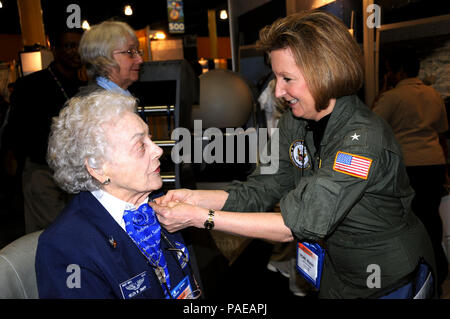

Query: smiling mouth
287,98,299,106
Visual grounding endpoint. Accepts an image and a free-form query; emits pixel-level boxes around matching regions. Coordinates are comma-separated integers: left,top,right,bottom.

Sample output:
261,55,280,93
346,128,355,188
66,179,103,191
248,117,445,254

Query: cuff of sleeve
221,189,236,211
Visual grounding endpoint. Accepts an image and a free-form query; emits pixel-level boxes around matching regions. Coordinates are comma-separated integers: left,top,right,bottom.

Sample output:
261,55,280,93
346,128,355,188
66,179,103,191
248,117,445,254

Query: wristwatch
204,209,215,230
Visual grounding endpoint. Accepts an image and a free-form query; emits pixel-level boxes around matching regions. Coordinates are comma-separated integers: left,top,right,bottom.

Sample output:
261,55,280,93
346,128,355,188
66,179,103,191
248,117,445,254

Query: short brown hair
257,10,364,111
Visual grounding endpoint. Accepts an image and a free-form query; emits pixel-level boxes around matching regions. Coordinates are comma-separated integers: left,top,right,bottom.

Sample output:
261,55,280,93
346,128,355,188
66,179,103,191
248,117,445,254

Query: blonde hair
47,91,137,193
79,20,138,80
257,10,364,111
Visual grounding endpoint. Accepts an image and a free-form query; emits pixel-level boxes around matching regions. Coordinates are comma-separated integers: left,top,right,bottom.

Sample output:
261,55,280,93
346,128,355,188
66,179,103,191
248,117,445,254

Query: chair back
0,230,43,299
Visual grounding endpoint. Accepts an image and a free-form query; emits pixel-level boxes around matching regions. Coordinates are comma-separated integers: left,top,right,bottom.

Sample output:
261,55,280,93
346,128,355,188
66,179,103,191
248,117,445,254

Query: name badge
296,242,325,289
171,276,193,299
119,271,150,299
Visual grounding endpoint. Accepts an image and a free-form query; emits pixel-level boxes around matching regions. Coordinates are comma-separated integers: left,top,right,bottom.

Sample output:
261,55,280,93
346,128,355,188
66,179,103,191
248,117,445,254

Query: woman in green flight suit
151,10,437,298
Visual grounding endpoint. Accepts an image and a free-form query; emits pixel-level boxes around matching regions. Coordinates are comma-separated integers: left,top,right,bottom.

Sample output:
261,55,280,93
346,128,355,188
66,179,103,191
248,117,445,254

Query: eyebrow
130,126,150,142
131,132,145,140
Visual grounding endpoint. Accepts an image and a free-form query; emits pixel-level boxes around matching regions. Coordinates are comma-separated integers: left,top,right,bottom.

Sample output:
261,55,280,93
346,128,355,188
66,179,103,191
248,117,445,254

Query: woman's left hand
150,201,208,233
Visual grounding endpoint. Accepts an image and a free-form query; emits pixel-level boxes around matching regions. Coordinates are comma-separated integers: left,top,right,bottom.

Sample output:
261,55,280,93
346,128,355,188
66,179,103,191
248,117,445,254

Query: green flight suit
222,95,436,298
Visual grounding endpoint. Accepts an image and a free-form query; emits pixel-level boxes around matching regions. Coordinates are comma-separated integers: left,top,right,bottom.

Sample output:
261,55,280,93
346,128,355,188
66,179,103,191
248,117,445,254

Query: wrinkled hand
154,189,198,206
150,201,207,233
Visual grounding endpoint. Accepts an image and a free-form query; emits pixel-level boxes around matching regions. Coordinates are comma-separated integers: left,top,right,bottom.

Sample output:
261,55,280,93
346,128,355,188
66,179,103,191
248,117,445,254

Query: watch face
204,209,215,230
204,221,214,230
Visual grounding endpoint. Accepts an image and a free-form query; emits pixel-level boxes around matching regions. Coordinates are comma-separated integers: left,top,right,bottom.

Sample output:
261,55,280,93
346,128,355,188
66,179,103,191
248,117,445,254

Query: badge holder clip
296,241,325,290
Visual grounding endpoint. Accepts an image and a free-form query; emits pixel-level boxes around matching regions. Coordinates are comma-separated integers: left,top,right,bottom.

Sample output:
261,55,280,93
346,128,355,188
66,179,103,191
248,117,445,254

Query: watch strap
203,209,215,230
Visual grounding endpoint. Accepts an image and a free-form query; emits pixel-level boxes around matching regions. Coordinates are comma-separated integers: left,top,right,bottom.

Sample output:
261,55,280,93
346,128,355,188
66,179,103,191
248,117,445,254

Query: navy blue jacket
35,191,196,299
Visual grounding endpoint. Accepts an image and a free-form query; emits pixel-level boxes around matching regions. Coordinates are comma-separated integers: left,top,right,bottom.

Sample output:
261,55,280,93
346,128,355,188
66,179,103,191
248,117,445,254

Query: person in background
0,83,15,215
151,11,437,299
2,29,86,233
0,93,11,198
0,93,9,145
36,91,200,299
78,20,143,96
372,48,449,293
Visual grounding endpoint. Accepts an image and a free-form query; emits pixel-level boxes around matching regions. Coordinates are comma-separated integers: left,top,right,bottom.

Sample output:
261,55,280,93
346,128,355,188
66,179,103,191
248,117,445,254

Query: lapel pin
109,236,118,249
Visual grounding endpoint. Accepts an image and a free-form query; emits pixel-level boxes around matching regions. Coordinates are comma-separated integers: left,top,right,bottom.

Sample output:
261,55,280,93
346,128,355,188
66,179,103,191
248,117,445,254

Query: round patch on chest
289,140,310,169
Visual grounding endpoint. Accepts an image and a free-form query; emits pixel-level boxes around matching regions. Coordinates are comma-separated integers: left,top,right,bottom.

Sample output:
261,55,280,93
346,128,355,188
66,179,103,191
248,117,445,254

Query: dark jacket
3,63,85,165
223,95,436,298
35,191,196,298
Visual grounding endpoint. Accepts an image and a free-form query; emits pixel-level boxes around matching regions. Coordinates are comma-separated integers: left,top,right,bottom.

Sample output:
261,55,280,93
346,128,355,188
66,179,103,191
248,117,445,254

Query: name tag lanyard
128,228,202,299
161,230,202,299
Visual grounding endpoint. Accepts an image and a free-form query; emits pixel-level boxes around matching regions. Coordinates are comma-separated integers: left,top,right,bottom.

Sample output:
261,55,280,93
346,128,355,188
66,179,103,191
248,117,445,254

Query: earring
102,178,111,185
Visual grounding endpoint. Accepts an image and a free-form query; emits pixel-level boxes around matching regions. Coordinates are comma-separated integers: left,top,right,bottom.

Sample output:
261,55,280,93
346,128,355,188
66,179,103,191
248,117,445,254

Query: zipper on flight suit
316,146,322,169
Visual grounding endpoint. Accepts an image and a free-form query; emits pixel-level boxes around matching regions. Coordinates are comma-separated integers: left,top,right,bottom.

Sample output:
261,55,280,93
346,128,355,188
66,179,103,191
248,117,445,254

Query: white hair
47,91,137,193
79,20,138,80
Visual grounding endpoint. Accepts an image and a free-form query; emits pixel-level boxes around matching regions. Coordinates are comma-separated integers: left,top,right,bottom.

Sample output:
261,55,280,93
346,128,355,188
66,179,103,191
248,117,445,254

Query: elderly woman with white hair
78,20,143,96
35,91,200,299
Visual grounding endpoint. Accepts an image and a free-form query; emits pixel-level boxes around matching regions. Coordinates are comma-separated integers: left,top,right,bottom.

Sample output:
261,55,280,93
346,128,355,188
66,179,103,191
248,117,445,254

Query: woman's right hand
155,189,198,206
150,201,208,233
154,189,229,211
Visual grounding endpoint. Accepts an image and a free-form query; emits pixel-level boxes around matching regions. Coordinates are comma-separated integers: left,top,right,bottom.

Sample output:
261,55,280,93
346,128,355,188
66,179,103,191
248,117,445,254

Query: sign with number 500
168,0,185,34
169,22,185,33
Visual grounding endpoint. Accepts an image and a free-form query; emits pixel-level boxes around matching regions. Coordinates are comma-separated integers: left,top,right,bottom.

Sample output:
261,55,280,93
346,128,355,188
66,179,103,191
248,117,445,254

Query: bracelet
203,209,215,230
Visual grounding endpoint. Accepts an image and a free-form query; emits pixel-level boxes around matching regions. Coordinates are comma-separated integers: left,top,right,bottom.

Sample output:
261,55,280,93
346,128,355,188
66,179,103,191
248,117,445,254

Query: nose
151,141,163,159
144,134,163,159
274,79,285,99
135,54,143,65
155,144,163,158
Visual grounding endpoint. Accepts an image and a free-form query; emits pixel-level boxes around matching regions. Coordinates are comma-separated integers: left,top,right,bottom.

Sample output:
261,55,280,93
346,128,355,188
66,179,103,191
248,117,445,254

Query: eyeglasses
113,48,144,58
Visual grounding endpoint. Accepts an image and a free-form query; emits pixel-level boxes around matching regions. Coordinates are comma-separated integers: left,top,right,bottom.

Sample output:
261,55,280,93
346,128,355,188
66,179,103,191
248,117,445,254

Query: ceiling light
219,10,228,20
124,5,133,16
0,1,3,9
82,20,90,30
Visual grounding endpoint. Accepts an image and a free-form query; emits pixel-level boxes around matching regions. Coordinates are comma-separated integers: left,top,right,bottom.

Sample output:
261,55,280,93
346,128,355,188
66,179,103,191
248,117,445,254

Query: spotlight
124,5,133,16
82,20,90,30
219,10,228,20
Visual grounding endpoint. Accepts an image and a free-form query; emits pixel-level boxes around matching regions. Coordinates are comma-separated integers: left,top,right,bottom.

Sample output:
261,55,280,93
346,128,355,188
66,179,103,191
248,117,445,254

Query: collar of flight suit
318,95,356,146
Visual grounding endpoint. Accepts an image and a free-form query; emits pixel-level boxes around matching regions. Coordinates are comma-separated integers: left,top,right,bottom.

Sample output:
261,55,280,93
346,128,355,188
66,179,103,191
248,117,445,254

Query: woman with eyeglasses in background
78,20,144,96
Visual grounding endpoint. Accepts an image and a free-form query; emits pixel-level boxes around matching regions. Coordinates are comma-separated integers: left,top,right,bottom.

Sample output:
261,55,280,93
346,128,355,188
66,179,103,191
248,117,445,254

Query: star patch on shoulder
350,133,360,141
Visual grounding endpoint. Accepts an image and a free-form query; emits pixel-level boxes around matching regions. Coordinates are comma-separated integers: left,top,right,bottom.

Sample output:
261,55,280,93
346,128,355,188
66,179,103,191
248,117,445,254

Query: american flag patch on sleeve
333,151,372,180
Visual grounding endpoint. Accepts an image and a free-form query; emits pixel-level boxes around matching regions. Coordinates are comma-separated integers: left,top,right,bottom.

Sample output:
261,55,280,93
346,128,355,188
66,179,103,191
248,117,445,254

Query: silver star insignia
351,133,360,141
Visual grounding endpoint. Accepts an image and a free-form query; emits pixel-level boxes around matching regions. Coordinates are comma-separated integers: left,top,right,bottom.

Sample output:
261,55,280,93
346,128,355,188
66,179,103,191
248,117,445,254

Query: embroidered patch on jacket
289,140,310,169
333,151,372,180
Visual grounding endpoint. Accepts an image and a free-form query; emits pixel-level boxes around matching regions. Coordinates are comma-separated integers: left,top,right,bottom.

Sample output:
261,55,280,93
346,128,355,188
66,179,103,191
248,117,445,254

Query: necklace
48,65,70,101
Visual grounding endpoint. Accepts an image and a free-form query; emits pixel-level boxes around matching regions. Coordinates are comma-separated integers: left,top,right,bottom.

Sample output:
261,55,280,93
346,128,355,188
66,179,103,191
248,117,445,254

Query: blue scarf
123,202,171,294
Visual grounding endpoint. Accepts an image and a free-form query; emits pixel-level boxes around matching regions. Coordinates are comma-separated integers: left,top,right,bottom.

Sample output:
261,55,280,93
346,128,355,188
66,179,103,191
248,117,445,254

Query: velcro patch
333,151,372,180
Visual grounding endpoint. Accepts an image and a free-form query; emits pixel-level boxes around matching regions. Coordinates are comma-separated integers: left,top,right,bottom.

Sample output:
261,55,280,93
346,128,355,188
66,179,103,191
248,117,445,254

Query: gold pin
109,236,117,249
